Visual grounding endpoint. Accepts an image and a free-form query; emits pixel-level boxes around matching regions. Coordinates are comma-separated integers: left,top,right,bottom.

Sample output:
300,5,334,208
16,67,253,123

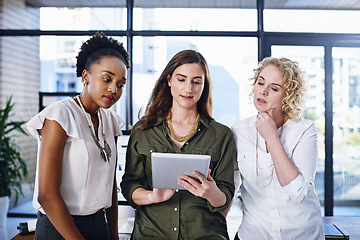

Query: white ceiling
25,0,360,10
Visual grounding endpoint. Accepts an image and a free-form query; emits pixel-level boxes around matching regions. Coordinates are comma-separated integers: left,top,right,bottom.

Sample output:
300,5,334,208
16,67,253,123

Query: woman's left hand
178,169,226,207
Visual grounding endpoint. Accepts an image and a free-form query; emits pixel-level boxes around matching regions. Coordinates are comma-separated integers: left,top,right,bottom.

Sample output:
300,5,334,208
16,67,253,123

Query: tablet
151,152,211,190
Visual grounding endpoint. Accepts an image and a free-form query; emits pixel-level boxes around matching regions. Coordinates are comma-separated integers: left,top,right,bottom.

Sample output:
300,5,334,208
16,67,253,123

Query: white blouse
26,97,124,216
232,116,324,240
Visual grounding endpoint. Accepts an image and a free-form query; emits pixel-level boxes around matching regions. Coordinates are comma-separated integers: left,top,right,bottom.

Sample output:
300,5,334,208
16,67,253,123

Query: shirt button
174,207,178,211
173,227,177,231
185,142,188,145
175,189,179,192
150,149,153,153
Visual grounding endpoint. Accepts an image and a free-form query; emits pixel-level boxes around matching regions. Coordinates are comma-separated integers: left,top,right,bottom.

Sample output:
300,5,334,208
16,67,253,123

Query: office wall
0,0,40,202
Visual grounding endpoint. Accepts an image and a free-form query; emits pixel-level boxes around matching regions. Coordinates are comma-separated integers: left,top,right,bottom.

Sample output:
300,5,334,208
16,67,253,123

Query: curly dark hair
76,32,130,77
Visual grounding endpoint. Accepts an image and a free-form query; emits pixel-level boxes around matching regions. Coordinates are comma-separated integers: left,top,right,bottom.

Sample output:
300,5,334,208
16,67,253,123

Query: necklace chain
76,95,111,162
256,123,284,187
166,113,200,142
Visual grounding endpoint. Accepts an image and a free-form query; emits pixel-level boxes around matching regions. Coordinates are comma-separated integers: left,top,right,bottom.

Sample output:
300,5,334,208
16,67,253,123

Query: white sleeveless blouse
26,97,124,216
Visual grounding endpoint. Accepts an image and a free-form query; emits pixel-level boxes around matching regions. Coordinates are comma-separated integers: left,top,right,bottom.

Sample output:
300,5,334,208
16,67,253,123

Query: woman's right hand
255,109,278,142
132,188,175,205
148,188,175,204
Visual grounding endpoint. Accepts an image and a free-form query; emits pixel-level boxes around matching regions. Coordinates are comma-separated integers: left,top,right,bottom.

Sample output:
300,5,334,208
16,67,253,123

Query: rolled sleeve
282,121,318,204
282,174,312,203
207,128,235,212
120,126,148,208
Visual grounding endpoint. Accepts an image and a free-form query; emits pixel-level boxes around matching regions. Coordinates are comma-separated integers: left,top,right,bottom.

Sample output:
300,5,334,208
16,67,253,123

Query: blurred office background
1,0,360,223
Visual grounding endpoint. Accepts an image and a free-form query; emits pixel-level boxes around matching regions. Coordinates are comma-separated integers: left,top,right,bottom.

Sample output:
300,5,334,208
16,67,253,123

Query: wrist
265,131,280,142
147,191,154,204
266,135,282,150
208,189,226,208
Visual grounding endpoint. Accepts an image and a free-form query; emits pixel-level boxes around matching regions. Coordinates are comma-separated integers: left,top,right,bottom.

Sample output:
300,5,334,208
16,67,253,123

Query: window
264,10,360,34
40,7,127,31
332,47,360,215
2,0,360,216
133,8,257,31
132,36,258,127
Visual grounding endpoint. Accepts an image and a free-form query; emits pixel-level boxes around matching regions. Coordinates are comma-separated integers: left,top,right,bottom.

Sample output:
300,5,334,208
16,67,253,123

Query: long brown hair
139,50,213,129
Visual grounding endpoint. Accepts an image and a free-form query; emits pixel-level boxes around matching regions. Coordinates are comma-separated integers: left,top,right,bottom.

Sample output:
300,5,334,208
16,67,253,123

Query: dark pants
34,210,110,240
234,232,240,240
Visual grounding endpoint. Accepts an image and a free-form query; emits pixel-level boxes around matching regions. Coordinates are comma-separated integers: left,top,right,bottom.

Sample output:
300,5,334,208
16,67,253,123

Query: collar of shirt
153,114,210,127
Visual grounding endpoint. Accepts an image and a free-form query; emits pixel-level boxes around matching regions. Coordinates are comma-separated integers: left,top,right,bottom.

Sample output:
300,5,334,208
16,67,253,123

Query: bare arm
37,119,84,240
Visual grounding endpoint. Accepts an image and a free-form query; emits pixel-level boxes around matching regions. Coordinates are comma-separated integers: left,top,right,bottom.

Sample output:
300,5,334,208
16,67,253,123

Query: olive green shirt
121,116,235,240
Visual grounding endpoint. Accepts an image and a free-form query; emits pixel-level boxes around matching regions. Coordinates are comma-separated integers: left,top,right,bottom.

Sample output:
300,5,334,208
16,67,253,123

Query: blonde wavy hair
250,57,307,120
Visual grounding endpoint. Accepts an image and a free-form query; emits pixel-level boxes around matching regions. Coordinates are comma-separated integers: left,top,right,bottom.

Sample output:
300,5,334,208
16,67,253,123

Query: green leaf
0,96,28,206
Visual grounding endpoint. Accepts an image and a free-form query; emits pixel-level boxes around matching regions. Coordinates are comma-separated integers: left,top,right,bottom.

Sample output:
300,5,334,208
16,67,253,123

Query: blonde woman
232,57,324,240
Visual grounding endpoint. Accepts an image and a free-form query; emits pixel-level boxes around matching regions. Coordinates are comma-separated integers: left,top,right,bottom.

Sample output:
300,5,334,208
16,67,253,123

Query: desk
323,216,360,239
11,233,34,240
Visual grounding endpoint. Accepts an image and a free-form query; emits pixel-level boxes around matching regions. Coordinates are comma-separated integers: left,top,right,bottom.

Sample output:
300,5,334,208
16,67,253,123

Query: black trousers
34,210,110,240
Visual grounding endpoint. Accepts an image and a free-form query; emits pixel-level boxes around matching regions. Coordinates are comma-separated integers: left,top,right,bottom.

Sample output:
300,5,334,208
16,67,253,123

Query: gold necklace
256,123,284,187
76,95,111,162
166,113,200,142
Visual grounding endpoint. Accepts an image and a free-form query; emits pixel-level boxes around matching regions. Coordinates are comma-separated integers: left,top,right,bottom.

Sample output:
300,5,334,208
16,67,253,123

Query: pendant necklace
166,113,200,142
76,95,111,162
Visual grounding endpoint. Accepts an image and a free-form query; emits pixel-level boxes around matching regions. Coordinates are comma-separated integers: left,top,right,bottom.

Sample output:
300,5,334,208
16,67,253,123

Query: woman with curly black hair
26,32,130,240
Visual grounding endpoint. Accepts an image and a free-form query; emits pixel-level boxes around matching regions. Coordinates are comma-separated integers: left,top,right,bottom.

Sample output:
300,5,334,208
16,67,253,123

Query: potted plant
0,96,28,232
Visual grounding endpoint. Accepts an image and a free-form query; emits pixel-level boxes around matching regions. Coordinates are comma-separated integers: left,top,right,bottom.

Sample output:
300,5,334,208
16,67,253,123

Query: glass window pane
332,47,360,216
271,46,326,213
265,0,360,10
135,0,256,9
40,35,128,127
40,7,127,31
133,8,257,31
265,10,360,34
132,36,258,128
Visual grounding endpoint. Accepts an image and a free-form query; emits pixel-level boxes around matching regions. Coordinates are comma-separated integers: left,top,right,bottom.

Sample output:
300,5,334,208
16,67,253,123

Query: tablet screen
151,152,211,189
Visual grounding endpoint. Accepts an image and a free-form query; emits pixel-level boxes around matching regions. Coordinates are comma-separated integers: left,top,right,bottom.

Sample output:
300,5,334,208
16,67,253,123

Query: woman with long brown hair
121,50,234,239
